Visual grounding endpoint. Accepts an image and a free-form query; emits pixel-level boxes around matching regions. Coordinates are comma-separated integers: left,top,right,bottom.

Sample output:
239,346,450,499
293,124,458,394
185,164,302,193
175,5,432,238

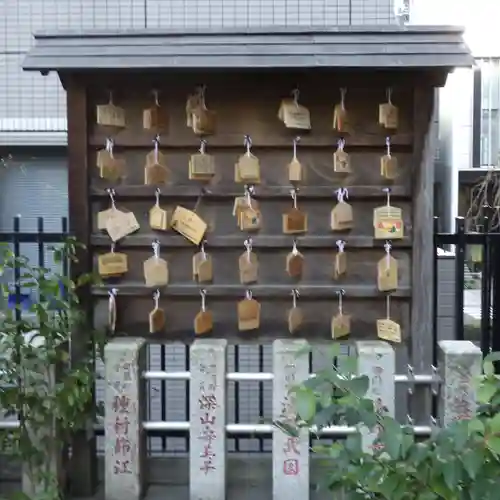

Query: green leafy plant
278,345,500,500
0,239,104,500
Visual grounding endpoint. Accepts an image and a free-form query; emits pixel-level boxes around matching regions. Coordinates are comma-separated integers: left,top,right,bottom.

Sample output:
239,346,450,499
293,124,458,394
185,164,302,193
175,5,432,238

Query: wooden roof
23,25,473,73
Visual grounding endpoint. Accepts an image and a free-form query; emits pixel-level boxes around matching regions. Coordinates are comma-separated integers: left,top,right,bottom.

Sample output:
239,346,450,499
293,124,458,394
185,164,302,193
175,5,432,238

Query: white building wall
410,0,500,230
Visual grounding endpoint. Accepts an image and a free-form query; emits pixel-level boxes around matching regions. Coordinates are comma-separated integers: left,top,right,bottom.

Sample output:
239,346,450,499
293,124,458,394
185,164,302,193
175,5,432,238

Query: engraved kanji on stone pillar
104,338,147,500
190,339,227,500
272,339,310,500
439,340,481,427
356,341,395,453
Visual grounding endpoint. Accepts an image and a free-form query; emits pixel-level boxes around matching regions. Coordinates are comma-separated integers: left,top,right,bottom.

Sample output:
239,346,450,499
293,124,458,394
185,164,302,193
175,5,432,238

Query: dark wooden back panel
86,72,415,344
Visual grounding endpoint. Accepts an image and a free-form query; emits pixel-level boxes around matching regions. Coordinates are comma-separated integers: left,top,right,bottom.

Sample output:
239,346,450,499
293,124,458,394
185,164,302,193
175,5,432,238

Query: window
478,58,500,166
480,108,499,166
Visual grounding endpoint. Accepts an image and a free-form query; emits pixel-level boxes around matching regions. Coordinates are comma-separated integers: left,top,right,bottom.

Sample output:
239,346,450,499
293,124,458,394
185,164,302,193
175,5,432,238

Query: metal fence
434,213,500,357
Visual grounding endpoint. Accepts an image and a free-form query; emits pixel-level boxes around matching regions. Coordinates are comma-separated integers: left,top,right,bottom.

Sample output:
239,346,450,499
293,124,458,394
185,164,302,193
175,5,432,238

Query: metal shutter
0,154,68,231
0,153,68,281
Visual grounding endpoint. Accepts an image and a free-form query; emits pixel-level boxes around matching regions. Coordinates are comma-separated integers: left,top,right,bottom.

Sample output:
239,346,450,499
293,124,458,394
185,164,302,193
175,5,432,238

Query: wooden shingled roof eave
22,25,473,88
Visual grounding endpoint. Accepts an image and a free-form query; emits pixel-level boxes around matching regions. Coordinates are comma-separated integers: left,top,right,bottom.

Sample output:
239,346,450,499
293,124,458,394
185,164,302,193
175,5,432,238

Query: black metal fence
0,216,69,314
2,215,498,454
434,213,500,358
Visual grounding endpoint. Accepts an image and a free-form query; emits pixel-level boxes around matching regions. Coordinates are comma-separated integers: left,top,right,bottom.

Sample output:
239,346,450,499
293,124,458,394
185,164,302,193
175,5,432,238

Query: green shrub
277,345,500,500
0,240,104,500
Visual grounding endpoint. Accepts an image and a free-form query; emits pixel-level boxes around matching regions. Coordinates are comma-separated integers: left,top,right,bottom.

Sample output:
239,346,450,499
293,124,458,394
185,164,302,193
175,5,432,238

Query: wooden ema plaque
333,240,347,279
149,205,169,231
379,88,399,129
85,77,420,344
145,139,169,186
98,248,128,278
105,211,140,242
143,105,168,132
333,139,351,174
149,290,166,333
235,136,260,183
144,242,169,288
233,196,260,226
376,295,401,343
149,188,169,231
374,206,404,240
193,243,214,283
96,92,126,130
380,137,398,180
331,290,350,340
377,242,398,292
287,289,303,334
278,89,311,130
238,291,261,331
96,139,125,182
194,290,213,335
239,241,258,284
143,91,169,133
332,88,349,132
186,86,217,135
330,188,353,232
288,137,304,183
237,186,261,232
190,153,216,181
170,206,207,246
286,240,304,279
97,206,123,231
283,189,307,234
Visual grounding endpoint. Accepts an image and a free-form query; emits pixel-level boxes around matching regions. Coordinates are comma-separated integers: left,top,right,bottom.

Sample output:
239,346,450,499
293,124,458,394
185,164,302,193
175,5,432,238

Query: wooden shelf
92,283,411,298
91,234,413,249
106,323,398,343
89,132,413,149
91,184,410,200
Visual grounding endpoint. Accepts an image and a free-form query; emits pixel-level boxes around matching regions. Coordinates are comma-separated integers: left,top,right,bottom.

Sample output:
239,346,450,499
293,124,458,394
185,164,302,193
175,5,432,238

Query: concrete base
0,455,343,499
0,482,338,500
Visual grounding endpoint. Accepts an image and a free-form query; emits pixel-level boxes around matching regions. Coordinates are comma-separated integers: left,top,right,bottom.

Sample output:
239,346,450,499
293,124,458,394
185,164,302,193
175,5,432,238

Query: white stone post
356,341,395,453
104,337,147,500
189,339,227,500
438,340,482,427
272,339,310,500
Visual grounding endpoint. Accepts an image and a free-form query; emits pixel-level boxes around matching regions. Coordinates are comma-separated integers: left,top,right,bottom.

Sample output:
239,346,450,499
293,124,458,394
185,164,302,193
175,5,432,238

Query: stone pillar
104,337,147,500
438,340,482,427
189,339,227,500
356,341,395,453
272,339,310,500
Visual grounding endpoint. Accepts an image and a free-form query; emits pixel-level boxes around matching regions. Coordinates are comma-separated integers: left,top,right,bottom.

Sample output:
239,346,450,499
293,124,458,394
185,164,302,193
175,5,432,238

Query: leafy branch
0,239,105,500
276,345,500,500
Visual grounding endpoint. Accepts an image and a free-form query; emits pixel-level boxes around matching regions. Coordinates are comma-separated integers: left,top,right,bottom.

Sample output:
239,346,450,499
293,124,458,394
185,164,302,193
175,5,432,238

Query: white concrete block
438,340,482,427
104,337,147,500
356,341,395,453
272,339,309,500
189,339,227,500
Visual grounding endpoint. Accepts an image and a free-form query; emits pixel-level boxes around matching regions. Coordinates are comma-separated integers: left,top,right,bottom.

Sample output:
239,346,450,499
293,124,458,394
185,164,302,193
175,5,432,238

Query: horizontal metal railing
0,420,433,437
143,371,440,385
0,370,440,431
140,422,433,436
